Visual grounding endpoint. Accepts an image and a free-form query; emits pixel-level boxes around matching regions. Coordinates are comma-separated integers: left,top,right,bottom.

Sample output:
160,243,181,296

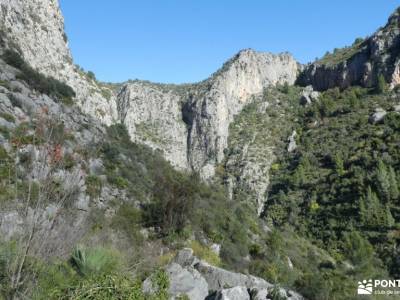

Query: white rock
215,286,250,300
369,107,387,123
287,130,297,152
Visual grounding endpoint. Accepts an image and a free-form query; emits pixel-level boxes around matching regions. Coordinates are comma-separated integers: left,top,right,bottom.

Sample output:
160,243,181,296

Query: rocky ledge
144,248,303,300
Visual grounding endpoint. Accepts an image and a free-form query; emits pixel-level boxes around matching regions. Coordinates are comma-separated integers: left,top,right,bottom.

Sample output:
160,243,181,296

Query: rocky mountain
117,50,298,178
0,0,300,179
1,0,400,299
0,0,118,125
298,7,400,91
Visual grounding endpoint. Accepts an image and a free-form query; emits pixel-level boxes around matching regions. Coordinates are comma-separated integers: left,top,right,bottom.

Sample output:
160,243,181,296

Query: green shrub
70,246,120,277
0,113,15,123
87,71,96,81
85,175,102,199
3,50,76,103
111,204,143,244
189,240,221,266
48,274,145,300
376,74,388,94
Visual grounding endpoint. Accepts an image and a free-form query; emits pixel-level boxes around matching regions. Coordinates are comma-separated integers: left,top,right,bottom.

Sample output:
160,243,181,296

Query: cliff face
298,8,400,90
117,81,189,170
185,50,298,177
0,0,118,125
0,0,299,180
117,50,299,177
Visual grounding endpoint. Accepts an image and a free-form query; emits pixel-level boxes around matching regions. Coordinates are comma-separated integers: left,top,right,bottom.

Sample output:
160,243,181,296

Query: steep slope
186,50,299,178
117,81,190,169
298,7,400,90
0,0,118,124
118,50,299,177
221,86,303,214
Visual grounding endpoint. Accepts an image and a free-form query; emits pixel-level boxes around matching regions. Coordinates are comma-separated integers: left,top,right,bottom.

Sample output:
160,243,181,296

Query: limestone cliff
118,50,299,177
0,0,118,124
117,81,189,169
298,7,400,90
185,50,298,177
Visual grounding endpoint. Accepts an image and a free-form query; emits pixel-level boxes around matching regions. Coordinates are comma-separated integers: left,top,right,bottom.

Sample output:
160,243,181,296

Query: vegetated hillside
263,84,400,298
298,7,400,91
1,1,400,299
0,48,305,299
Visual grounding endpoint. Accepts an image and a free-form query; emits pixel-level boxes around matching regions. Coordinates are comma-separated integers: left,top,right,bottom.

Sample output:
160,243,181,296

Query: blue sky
59,0,399,84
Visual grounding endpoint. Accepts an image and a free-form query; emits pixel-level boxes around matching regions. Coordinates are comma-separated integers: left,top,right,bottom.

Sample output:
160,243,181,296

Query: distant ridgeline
0,1,399,299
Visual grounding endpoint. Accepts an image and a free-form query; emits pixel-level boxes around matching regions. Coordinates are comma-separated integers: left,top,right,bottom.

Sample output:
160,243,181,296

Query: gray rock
0,94,12,109
143,263,208,300
300,86,319,105
298,8,400,91
215,286,250,300
0,0,118,125
210,243,221,256
174,248,199,267
250,287,270,300
89,158,104,176
9,80,30,95
287,289,304,300
369,108,387,123
0,117,15,129
195,261,272,292
287,131,297,152
393,104,400,112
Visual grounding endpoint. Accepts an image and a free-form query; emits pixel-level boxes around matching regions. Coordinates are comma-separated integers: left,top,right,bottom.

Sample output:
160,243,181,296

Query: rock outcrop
0,0,300,180
186,50,299,178
298,7,400,91
118,50,299,177
0,0,118,125
145,248,304,300
117,81,189,169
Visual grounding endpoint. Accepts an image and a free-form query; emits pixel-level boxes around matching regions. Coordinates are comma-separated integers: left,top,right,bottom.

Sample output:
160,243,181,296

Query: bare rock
369,108,387,123
215,286,250,300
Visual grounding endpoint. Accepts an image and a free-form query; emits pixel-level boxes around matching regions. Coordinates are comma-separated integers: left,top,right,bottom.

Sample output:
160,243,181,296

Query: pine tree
376,160,390,202
334,153,345,176
376,74,388,94
385,205,395,227
388,166,399,201
361,186,387,227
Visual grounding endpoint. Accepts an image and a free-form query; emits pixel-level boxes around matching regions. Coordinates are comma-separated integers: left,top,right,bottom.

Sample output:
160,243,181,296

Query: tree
334,153,345,176
2,111,82,299
343,231,374,272
353,37,363,45
87,71,96,81
376,160,391,203
376,74,388,94
360,186,394,228
388,166,399,201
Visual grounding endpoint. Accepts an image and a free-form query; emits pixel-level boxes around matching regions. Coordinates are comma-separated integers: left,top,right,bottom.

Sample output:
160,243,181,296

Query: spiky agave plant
70,246,119,277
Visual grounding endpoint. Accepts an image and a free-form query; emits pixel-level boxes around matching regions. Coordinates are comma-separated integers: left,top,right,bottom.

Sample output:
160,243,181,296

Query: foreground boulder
194,261,271,292
143,262,208,300
215,286,250,300
144,248,304,300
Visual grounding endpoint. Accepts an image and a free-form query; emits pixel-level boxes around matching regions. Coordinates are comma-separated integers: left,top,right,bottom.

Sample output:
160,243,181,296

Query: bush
376,74,388,94
112,204,143,244
85,175,102,199
87,71,96,81
47,274,145,300
3,50,76,103
0,113,15,123
70,246,120,277
189,241,221,266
